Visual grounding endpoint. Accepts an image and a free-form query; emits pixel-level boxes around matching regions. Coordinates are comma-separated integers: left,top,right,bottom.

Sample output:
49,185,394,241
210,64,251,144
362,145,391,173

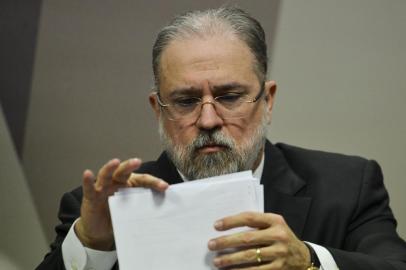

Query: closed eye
215,92,244,104
173,96,201,107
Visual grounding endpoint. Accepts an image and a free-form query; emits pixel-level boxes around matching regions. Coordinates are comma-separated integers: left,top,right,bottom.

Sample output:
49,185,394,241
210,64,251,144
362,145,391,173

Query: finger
231,258,283,270
128,173,169,192
213,248,263,268
96,158,121,189
214,212,283,231
112,158,142,183
227,262,277,270
213,244,288,268
208,229,275,250
82,169,96,199
213,248,259,268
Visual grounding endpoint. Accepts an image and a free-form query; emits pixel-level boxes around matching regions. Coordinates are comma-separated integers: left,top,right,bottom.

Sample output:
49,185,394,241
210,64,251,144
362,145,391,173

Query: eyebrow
168,82,250,98
212,82,249,93
168,86,202,98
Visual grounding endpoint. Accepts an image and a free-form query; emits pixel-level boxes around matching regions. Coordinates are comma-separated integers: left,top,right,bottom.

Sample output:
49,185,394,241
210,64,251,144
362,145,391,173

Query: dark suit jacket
36,141,406,269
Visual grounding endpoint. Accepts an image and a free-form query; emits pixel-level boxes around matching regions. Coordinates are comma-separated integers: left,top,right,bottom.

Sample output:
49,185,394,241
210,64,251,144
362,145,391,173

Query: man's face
150,35,276,179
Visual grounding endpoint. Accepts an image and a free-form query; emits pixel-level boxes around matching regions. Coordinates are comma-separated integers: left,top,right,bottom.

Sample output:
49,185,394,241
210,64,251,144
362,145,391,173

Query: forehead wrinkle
189,59,220,71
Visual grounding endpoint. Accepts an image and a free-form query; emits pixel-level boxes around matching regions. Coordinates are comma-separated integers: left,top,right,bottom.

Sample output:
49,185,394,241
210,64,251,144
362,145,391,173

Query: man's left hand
208,212,310,269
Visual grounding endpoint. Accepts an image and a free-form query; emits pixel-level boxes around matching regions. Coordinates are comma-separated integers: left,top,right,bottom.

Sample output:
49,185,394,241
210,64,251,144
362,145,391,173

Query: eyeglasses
154,84,265,121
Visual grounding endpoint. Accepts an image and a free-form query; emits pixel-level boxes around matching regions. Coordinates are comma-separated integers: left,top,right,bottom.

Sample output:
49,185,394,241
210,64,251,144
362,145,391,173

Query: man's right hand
74,158,169,250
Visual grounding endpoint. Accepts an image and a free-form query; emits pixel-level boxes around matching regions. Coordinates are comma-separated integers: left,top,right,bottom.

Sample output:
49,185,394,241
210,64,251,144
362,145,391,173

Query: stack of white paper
108,170,263,270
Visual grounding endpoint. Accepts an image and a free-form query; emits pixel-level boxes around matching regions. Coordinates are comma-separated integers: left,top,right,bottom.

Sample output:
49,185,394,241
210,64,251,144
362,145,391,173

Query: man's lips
197,144,227,154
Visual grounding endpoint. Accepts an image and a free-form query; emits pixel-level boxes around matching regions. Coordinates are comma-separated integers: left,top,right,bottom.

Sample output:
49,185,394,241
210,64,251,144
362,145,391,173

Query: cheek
225,109,264,141
163,120,199,145
224,121,254,143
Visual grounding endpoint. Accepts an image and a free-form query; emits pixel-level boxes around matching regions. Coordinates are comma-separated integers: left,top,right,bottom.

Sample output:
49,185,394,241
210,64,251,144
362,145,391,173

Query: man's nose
195,101,224,130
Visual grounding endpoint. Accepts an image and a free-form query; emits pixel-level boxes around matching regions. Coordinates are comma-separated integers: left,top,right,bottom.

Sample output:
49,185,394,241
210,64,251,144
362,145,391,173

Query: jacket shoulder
272,142,379,200
274,142,370,175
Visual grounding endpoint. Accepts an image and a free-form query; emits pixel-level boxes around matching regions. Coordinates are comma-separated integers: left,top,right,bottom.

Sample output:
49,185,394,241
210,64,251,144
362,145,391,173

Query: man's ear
264,80,277,112
149,92,161,120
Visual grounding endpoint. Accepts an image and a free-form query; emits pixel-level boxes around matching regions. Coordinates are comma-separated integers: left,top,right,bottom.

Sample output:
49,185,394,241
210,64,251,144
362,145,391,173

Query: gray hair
152,7,268,89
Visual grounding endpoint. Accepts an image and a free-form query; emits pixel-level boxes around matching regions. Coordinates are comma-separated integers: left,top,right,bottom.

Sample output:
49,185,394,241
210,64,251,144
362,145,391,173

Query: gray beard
158,111,269,180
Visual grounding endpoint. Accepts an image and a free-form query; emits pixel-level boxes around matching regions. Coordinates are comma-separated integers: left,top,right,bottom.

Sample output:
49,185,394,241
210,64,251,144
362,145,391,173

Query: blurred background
1,0,405,269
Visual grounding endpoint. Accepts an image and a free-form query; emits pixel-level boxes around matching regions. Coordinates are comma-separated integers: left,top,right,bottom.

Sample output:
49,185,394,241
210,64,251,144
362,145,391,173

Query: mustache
191,130,235,150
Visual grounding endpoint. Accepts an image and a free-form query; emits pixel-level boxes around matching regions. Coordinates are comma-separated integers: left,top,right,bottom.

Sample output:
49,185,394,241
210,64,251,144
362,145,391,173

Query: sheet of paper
109,171,263,270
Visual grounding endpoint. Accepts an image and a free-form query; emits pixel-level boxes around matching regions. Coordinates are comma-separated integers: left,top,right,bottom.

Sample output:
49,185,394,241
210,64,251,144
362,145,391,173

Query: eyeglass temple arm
252,83,266,102
155,92,170,107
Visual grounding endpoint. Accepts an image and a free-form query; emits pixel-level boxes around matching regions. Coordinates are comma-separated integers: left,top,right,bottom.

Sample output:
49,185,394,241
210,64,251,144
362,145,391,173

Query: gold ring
256,248,262,263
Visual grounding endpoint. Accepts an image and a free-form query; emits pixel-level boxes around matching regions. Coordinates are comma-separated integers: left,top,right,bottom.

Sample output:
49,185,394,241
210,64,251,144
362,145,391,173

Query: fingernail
214,220,223,229
130,158,140,165
213,257,221,266
208,240,216,249
158,181,168,189
110,158,120,164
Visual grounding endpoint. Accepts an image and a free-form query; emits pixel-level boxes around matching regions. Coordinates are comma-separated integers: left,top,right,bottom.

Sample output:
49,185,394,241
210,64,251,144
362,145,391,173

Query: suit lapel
152,152,183,185
261,141,312,238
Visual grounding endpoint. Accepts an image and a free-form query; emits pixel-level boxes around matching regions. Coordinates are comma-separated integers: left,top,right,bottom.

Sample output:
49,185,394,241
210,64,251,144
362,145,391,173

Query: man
37,7,406,270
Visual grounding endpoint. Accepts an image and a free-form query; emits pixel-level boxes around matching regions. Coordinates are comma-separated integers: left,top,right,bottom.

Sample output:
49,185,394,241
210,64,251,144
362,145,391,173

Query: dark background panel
0,0,42,157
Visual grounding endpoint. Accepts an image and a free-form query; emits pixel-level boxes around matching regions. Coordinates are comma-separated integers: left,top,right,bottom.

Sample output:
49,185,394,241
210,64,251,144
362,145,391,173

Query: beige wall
269,0,406,237
1,1,404,268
